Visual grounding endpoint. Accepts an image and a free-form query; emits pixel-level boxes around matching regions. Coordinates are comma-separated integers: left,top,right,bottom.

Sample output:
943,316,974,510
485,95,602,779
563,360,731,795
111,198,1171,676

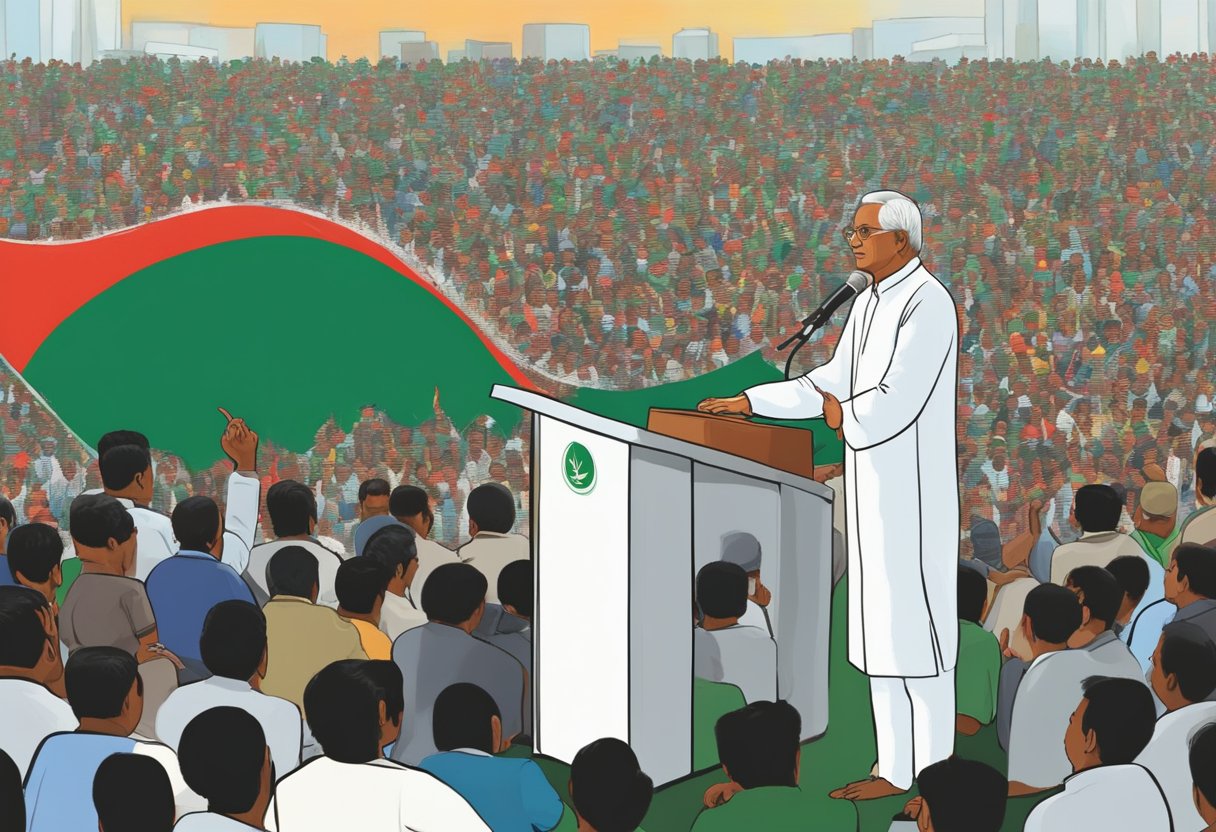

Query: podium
490,386,835,786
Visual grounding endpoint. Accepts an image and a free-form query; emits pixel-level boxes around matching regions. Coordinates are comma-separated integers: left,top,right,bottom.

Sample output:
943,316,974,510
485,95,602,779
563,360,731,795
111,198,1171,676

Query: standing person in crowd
0,587,72,778
1180,449,1216,548
351,478,392,555
1050,485,1147,585
390,562,526,765
3,523,64,605
23,647,203,830
1023,677,1169,830
174,707,276,832
259,547,367,714
92,437,175,581
271,660,491,831
0,496,15,587
458,483,528,603
386,484,459,593
92,753,176,832
421,683,563,832
361,522,427,639
955,566,1000,736
335,558,394,660
156,601,303,777
693,561,778,704
243,481,344,608
569,738,653,832
896,756,1008,832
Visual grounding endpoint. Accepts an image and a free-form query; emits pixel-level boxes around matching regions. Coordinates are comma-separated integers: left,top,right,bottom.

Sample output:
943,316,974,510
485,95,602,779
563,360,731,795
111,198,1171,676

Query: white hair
859,190,922,253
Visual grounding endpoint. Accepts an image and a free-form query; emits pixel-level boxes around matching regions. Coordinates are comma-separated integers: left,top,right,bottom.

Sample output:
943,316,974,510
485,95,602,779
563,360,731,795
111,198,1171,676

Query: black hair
6,523,63,583
570,738,653,832
96,430,150,458
0,748,24,832
498,559,533,618
64,646,141,720
433,682,500,754
69,494,134,547
915,756,1007,832
1065,566,1122,630
421,562,488,624
1197,448,1216,500
362,524,418,579
265,481,317,538
200,601,266,681
303,660,404,764
1022,584,1082,644
99,445,152,492
714,700,800,789
1079,676,1156,765
1190,723,1216,813
335,558,390,615
1174,544,1216,599
93,753,175,832
266,546,320,599
466,483,516,533
171,496,221,553
957,565,988,624
389,485,430,519
0,586,52,669
696,561,748,620
178,706,268,815
1072,484,1123,533
0,496,15,531
358,478,391,503
1105,555,1150,605
1160,621,1216,703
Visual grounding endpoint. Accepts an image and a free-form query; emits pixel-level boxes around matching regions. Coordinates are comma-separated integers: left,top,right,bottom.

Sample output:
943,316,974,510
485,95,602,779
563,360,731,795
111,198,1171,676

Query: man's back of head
1023,584,1083,647
1155,621,1216,707
265,481,317,539
93,753,175,832
6,524,64,589
421,563,487,627
1196,448,1216,503
1065,566,1122,633
303,659,403,764
200,601,266,683
1105,556,1149,616
64,646,141,727
1171,544,1216,601
1190,724,1216,826
433,682,501,755
266,546,320,602
570,738,653,832
1073,484,1123,534
358,479,391,520
714,700,801,790
178,706,269,818
96,431,150,460
497,560,533,621
696,561,748,623
957,565,988,625
1067,676,1156,770
389,485,429,522
916,756,1007,832
171,496,222,555
0,586,56,677
467,484,516,535
99,445,152,498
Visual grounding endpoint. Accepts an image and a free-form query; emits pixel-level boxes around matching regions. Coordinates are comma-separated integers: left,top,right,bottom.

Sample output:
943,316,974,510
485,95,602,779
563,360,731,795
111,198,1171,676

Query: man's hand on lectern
697,394,753,417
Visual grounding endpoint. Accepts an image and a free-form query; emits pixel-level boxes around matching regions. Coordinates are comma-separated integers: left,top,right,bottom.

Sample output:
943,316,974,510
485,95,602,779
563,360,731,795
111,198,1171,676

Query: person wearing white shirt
1023,677,1170,832
361,523,429,640
457,483,529,604
1136,622,1216,832
1050,485,1149,586
0,587,74,779
243,481,344,609
268,660,490,832
694,562,777,704
718,531,774,635
386,486,460,601
175,706,276,832
157,601,303,777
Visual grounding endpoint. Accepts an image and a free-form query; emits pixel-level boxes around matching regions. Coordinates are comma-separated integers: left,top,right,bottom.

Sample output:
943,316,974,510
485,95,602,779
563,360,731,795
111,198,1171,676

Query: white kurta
746,256,960,678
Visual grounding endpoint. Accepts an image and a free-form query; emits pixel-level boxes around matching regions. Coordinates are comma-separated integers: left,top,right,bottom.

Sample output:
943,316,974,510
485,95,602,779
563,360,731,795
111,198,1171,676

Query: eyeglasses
841,226,895,242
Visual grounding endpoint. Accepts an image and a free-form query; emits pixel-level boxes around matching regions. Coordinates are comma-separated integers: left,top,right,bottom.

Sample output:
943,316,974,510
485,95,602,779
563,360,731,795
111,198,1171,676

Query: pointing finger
218,407,234,423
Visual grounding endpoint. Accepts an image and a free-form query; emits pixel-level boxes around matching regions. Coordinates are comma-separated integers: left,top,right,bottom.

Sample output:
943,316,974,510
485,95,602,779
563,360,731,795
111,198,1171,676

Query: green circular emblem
562,442,597,495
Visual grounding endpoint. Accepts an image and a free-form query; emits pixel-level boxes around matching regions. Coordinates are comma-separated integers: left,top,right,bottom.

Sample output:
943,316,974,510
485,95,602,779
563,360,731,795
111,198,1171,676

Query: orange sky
122,0,874,62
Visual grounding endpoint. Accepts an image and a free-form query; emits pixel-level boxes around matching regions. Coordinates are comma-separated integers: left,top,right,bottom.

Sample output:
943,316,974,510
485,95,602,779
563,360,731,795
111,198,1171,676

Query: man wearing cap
1130,482,1181,569
719,532,774,635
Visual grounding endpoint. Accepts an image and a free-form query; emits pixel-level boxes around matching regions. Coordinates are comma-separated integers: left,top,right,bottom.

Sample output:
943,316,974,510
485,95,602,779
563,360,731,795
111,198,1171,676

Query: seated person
336,558,394,660
955,566,1000,736
420,683,563,832
4,523,65,605
1189,724,1216,832
270,660,489,830
1062,566,1144,680
243,481,344,608
1130,481,1181,568
1023,677,1169,830
1050,484,1148,586
174,706,274,831
895,756,1007,832
1105,555,1151,638
1127,543,1216,675
384,485,460,594
569,738,653,832
92,753,176,832
0,496,16,587
155,600,303,777
361,523,426,640
474,559,533,737
259,547,367,714
0,748,22,832
1135,621,1216,831
694,562,777,704
390,563,526,765
23,647,202,831
691,700,802,831
719,532,773,635
1180,448,1216,547
351,478,392,554
457,483,529,603
980,499,1047,660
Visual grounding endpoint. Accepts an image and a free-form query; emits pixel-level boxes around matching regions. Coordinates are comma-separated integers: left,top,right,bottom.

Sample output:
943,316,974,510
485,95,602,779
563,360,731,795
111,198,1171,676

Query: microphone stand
779,324,818,381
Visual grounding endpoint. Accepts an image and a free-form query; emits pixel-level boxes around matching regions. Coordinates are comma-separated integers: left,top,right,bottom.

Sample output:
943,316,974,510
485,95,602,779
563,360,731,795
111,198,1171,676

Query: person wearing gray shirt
474,559,533,736
391,563,525,766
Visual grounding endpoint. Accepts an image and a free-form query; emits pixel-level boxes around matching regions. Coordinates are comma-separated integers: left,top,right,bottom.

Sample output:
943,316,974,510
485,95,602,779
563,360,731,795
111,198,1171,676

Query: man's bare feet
829,777,908,801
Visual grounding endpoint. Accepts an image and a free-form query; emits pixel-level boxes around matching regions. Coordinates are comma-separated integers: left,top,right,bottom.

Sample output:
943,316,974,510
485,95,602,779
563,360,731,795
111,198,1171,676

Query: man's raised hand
219,407,259,472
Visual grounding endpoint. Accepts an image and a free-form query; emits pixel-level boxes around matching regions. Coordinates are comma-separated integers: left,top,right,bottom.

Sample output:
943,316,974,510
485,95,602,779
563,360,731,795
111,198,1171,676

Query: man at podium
699,190,960,801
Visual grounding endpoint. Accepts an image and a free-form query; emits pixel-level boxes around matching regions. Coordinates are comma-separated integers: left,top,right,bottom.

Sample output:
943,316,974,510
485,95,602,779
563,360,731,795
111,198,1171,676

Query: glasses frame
841,225,895,242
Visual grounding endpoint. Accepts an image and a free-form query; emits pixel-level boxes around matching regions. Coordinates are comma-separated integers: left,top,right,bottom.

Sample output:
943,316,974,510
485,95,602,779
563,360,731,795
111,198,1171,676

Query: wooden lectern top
646,408,814,480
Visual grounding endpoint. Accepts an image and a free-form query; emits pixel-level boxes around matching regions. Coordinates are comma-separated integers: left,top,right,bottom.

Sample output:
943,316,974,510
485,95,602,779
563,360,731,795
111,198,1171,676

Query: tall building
523,23,590,61
618,42,661,61
853,27,874,60
47,0,79,62
871,16,984,60
733,34,852,63
188,26,255,62
254,22,323,62
465,39,511,60
79,0,120,64
1137,0,1201,55
379,29,424,60
1101,0,1139,59
400,40,438,65
3,0,45,61
1077,0,1102,59
672,27,718,60
1037,0,1079,60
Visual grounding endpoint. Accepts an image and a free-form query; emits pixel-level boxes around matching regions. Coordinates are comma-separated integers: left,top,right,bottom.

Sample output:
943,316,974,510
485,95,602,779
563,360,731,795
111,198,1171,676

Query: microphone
777,270,873,350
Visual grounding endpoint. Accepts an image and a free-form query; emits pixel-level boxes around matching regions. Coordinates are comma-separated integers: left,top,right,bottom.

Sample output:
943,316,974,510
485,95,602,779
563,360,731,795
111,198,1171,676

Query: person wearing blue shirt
146,497,256,684
420,683,562,832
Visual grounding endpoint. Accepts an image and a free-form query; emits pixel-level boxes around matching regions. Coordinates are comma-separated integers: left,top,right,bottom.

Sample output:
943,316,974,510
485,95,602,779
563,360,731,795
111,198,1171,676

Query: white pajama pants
869,669,956,791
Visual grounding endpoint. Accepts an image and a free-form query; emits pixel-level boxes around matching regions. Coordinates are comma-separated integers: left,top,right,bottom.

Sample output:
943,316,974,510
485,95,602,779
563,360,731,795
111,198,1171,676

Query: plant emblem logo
563,442,596,495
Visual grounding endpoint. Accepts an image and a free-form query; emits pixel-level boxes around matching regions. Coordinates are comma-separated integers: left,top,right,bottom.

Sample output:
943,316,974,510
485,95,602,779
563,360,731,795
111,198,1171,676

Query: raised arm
218,408,260,575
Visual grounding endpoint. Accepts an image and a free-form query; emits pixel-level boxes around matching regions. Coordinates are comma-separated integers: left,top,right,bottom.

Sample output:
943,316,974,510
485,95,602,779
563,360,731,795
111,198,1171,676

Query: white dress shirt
456,532,529,603
175,812,267,831
267,756,490,831
1023,764,1172,832
380,591,429,641
156,676,303,776
410,537,461,601
694,624,778,703
0,678,77,778
1049,531,1147,586
1136,701,1216,832
243,539,344,609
